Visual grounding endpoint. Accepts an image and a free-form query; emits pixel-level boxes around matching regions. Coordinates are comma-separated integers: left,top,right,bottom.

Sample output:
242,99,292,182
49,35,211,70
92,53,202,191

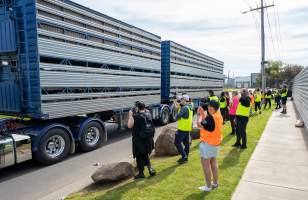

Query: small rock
91,162,135,184
295,120,304,128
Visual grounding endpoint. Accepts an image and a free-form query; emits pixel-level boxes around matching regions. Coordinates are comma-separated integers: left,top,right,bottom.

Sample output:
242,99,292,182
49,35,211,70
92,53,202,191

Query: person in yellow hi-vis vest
281,85,288,114
173,95,193,164
233,89,251,149
254,88,262,114
264,89,272,109
208,90,219,102
219,92,227,123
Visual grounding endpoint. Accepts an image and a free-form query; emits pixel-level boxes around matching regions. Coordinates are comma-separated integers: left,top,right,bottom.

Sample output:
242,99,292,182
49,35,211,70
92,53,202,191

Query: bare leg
210,158,218,185
201,158,212,187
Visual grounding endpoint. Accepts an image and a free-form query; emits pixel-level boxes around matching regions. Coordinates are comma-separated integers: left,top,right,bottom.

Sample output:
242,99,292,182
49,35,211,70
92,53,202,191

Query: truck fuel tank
0,134,32,169
0,135,14,169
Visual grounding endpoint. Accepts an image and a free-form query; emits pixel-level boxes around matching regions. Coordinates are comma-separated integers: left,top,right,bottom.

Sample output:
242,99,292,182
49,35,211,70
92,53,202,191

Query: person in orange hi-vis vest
197,100,223,192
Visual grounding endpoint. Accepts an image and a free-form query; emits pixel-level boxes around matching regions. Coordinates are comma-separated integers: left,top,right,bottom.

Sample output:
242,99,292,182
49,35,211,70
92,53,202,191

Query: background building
251,73,261,88
235,76,251,88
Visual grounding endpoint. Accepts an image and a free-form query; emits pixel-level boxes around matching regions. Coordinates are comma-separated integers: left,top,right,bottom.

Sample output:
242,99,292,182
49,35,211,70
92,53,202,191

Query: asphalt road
0,123,174,200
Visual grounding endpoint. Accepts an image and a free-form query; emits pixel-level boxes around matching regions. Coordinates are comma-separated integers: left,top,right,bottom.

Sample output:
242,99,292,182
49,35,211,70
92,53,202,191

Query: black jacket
132,111,154,158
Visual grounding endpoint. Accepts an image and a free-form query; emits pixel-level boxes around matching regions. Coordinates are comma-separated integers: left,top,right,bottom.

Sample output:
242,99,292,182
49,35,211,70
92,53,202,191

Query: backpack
138,113,155,139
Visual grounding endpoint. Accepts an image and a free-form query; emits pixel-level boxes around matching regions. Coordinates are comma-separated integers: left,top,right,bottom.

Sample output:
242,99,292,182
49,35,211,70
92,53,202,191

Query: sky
74,0,308,76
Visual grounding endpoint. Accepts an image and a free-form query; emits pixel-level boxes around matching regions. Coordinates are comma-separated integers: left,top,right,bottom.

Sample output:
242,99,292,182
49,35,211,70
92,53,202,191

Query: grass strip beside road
67,108,273,200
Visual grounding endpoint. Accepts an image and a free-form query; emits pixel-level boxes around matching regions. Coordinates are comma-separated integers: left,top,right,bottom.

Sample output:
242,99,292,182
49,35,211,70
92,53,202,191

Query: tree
256,60,304,88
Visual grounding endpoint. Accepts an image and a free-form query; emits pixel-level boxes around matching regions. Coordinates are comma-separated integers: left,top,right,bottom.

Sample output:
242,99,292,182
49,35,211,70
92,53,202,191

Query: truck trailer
0,0,224,169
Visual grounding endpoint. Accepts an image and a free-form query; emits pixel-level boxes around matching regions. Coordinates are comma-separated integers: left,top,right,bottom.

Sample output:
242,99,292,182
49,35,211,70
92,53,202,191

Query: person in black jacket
233,89,251,149
128,102,156,179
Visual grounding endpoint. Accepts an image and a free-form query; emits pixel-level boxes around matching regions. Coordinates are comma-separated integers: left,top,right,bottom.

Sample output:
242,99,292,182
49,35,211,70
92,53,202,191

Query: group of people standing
127,85,288,192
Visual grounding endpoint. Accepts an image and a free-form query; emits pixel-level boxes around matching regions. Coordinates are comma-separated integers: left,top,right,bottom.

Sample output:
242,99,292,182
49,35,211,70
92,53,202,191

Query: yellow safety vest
219,97,227,109
178,106,193,131
209,96,219,102
236,101,251,117
255,92,262,102
265,94,272,99
282,89,288,98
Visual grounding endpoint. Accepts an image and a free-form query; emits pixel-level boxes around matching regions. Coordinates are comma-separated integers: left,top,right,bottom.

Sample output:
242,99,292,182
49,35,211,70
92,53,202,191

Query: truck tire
160,107,170,125
79,121,104,152
34,128,71,165
170,107,177,122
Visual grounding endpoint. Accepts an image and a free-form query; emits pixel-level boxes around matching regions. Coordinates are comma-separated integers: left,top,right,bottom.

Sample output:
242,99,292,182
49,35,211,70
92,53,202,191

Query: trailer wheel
170,107,178,122
79,121,104,152
160,107,170,125
34,128,70,165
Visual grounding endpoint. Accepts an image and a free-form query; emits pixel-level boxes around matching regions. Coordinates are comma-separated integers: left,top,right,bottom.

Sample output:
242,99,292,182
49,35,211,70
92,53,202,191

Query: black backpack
138,113,155,139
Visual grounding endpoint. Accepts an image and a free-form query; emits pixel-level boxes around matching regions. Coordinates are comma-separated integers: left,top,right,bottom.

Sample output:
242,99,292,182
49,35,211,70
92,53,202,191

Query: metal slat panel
170,78,223,88
170,63,223,79
37,15,161,54
170,52,223,71
293,67,308,130
36,4,161,49
43,0,161,43
171,47,223,67
40,71,160,88
40,63,160,78
170,41,223,66
41,95,161,119
37,28,160,60
38,38,160,71
171,59,222,75
42,90,161,101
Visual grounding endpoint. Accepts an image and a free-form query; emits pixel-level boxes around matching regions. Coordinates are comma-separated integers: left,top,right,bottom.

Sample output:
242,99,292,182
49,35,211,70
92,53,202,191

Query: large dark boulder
155,126,179,156
91,162,135,184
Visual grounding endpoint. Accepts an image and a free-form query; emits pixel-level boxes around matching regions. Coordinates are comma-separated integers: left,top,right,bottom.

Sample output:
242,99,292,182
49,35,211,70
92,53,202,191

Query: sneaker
198,185,212,192
240,145,247,149
178,157,188,164
232,143,241,147
149,168,156,176
212,183,219,189
134,173,145,180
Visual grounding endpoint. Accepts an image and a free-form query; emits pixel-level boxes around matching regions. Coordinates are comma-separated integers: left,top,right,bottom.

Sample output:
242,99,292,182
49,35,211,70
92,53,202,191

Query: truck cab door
0,61,21,113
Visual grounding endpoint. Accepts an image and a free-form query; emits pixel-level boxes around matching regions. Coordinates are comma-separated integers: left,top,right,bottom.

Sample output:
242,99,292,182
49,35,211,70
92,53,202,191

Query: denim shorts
199,142,220,159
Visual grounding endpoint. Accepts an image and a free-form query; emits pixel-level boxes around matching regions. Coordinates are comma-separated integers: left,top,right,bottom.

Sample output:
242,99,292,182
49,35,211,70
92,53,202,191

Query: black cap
208,100,220,111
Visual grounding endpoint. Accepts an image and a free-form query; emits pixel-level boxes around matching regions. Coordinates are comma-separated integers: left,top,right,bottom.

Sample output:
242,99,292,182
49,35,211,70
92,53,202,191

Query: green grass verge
67,108,273,200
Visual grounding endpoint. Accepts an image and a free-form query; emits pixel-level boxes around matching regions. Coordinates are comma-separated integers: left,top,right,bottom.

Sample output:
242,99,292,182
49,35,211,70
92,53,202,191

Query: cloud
73,0,308,76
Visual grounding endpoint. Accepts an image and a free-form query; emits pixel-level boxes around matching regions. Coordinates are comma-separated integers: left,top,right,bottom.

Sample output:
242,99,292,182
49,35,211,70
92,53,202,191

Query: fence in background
293,67,308,129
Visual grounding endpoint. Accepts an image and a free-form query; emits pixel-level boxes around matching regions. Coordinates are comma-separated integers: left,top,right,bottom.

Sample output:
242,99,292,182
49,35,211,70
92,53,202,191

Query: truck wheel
160,107,170,125
170,107,177,122
34,128,70,165
79,121,104,152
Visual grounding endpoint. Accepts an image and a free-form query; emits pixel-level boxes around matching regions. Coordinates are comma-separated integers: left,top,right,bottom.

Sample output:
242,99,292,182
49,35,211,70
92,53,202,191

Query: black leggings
264,99,271,109
230,115,236,134
136,154,150,173
255,102,261,112
236,116,249,146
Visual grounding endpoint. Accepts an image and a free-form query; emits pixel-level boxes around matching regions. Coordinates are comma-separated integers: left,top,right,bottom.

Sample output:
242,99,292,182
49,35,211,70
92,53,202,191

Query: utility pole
243,0,274,91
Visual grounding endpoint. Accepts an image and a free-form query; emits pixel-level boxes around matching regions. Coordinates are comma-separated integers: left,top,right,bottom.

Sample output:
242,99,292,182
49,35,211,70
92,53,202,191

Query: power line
273,0,285,62
265,7,278,61
242,0,275,91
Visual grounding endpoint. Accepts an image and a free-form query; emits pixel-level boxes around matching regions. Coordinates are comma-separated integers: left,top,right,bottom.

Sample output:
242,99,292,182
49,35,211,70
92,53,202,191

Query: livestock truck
0,0,224,169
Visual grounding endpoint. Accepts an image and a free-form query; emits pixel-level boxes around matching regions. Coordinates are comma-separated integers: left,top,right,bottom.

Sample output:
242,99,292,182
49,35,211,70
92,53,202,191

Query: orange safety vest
249,95,254,106
200,112,223,146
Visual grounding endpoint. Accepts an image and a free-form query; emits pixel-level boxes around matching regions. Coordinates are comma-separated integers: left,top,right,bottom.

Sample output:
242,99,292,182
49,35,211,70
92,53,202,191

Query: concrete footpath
232,102,308,200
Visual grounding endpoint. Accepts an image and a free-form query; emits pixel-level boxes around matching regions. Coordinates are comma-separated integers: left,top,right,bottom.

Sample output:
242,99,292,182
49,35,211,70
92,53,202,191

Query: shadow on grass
222,133,235,145
94,163,179,200
219,148,243,169
183,191,209,200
